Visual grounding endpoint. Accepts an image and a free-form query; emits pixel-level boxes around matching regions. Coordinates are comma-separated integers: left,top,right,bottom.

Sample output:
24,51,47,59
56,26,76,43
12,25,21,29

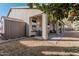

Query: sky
0,3,26,18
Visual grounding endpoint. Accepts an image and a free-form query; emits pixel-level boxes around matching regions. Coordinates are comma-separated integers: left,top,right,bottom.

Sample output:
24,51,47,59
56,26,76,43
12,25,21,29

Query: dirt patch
0,38,79,56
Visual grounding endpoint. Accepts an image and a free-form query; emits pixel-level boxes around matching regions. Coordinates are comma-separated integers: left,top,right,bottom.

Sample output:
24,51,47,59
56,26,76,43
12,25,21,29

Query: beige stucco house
0,6,64,39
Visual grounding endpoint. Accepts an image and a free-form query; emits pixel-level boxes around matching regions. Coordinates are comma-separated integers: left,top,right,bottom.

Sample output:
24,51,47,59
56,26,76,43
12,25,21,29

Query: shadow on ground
0,39,79,56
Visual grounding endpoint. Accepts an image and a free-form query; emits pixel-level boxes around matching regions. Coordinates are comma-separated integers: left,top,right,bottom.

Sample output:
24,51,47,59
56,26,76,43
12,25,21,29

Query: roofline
11,7,37,9
1,16,25,22
7,8,11,17
7,7,42,17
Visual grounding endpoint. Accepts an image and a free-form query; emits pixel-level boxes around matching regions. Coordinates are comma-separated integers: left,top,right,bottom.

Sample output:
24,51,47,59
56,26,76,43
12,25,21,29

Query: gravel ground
0,38,79,56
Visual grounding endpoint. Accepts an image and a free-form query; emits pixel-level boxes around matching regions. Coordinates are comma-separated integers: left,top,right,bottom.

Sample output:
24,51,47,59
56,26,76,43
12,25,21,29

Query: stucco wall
8,8,43,36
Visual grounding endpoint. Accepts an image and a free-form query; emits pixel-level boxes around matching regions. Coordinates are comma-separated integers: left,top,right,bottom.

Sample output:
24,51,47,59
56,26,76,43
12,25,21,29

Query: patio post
42,13,48,39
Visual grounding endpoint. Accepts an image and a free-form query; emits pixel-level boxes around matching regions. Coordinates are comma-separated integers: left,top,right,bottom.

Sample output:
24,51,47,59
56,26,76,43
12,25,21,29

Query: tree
28,3,65,21
28,3,79,21
27,3,66,33
28,3,79,32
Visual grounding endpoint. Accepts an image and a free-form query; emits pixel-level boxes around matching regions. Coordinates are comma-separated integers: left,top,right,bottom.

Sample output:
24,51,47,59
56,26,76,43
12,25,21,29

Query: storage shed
0,16,26,39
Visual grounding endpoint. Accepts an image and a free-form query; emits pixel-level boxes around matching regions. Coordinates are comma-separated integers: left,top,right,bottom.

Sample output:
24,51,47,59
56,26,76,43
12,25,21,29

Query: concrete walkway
48,30,79,40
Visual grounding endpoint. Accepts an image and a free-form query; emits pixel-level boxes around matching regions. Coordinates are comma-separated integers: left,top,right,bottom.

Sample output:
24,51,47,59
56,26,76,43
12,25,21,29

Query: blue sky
0,3,26,17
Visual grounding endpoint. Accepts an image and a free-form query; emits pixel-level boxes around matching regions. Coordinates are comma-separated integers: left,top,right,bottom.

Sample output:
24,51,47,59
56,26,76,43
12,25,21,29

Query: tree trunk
52,23,56,33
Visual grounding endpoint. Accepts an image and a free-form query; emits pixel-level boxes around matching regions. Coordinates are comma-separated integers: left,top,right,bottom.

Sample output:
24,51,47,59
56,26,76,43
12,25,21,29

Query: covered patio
29,13,79,40
29,13,48,39
29,13,65,40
